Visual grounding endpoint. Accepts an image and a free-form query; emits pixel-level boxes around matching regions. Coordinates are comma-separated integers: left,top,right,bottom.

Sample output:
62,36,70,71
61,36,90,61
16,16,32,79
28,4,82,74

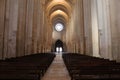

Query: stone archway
55,39,63,52
51,39,67,52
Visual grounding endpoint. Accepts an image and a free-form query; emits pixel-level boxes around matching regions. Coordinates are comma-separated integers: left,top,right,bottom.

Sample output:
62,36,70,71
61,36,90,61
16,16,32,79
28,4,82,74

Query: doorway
55,39,64,53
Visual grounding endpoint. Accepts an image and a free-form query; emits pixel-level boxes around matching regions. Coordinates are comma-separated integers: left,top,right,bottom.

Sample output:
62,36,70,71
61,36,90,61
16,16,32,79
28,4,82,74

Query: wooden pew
0,53,56,80
62,53,120,80
0,73,40,80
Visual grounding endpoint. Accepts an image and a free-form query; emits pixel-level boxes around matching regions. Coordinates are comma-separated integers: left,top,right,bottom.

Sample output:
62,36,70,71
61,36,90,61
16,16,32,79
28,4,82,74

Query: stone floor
41,53,71,80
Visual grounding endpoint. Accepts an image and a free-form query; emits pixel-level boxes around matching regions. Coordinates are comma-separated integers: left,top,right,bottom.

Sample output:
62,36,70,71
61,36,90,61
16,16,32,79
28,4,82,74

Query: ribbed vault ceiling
46,0,72,26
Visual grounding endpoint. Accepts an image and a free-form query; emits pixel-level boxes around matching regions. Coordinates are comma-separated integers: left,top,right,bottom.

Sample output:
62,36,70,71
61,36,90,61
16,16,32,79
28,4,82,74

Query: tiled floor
41,53,71,80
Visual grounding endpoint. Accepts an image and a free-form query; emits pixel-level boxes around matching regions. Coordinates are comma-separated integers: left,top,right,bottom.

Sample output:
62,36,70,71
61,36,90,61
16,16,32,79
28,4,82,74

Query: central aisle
41,53,71,80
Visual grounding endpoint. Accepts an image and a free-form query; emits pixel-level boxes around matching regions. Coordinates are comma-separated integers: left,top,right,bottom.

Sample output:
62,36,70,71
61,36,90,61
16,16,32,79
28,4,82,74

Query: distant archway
51,39,67,52
55,40,63,52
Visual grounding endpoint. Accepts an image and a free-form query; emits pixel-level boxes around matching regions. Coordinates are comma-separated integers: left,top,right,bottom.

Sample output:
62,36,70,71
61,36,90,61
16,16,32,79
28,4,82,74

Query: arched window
55,23,64,32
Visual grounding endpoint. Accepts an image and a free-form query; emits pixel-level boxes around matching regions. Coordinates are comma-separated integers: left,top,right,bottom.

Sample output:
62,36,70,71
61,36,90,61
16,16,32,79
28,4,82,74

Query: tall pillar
97,0,112,59
25,0,34,55
16,0,27,57
109,0,120,62
91,0,100,57
0,0,6,59
4,0,19,58
83,0,93,56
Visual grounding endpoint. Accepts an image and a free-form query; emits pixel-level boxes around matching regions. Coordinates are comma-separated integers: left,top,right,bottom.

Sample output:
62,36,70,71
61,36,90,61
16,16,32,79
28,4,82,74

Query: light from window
59,47,62,52
56,47,59,52
56,47,63,52
55,23,64,32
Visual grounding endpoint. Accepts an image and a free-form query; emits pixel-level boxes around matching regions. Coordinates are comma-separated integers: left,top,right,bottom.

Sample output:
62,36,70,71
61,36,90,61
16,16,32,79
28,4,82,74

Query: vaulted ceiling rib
46,0,71,26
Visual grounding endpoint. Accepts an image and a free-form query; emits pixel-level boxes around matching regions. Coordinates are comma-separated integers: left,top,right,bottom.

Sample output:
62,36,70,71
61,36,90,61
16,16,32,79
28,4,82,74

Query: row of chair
62,53,120,80
0,53,56,80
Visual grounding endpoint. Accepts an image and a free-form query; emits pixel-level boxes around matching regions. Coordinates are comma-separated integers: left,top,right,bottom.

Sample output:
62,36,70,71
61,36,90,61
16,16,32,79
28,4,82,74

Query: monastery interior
0,0,120,61
0,0,120,80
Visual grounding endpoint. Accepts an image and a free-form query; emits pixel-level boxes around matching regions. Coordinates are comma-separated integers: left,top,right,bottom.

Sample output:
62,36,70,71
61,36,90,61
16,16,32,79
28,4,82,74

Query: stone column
16,0,27,57
0,0,6,59
25,0,34,55
91,0,100,57
83,0,93,56
97,0,112,59
4,0,19,58
109,0,120,62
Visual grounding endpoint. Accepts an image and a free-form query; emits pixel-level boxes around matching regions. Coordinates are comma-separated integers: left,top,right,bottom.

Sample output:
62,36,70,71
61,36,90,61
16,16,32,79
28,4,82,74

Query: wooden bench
62,53,120,80
0,53,56,80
